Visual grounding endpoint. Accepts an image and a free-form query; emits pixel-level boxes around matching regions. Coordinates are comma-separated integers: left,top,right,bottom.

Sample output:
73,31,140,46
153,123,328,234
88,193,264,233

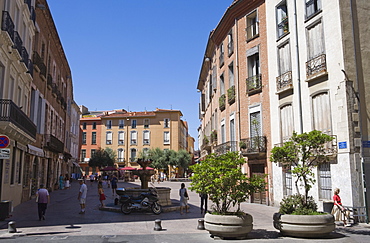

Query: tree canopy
138,148,191,170
88,147,115,169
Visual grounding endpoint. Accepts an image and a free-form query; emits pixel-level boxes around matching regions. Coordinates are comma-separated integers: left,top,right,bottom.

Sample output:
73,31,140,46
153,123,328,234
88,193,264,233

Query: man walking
36,184,49,220
78,179,88,214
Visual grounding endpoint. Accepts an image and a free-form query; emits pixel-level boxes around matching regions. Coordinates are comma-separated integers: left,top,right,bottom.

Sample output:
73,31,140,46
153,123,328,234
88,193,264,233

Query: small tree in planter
190,151,266,239
270,130,336,237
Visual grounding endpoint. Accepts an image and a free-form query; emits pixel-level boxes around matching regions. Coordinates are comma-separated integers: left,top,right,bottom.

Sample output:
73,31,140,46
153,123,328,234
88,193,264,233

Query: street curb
99,205,181,213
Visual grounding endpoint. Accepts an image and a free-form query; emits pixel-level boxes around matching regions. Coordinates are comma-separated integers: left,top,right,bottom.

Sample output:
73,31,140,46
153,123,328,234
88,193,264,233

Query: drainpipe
293,0,303,134
235,18,241,149
349,0,368,223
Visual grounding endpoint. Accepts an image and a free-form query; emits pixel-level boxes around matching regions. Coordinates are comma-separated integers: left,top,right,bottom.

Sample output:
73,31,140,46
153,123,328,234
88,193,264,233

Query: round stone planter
273,213,335,238
204,213,253,239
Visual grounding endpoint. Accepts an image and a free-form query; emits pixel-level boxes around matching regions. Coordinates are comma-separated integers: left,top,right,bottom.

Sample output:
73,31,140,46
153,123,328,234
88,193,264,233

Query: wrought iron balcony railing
306,54,327,79
214,141,238,155
1,11,15,41
219,94,226,111
240,136,267,156
13,31,23,56
0,99,36,139
33,51,47,77
44,134,64,153
247,74,262,94
276,71,292,93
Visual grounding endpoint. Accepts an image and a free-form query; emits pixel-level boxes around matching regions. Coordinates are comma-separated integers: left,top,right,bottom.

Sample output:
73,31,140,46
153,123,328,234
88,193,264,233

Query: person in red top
331,188,351,226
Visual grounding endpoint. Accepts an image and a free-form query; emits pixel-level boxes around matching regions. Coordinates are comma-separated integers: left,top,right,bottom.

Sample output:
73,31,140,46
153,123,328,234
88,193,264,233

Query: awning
27,144,44,157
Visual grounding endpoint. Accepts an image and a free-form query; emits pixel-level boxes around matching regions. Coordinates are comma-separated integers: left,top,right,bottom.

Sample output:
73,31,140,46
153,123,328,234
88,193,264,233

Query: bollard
197,219,205,230
154,219,162,231
8,221,16,233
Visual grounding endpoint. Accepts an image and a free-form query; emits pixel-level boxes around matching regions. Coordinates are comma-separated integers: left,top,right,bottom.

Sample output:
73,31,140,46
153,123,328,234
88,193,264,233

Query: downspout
293,0,303,134
235,18,241,148
349,0,368,223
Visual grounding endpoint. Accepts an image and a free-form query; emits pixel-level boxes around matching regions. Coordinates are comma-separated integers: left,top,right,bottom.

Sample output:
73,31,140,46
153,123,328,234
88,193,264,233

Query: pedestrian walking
199,193,208,214
36,184,49,221
98,181,106,208
331,188,351,226
78,179,88,214
111,174,118,196
64,174,70,189
59,174,64,190
179,183,189,215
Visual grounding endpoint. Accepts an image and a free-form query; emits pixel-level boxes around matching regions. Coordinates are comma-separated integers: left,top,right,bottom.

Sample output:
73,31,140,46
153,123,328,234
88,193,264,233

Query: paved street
0,180,370,242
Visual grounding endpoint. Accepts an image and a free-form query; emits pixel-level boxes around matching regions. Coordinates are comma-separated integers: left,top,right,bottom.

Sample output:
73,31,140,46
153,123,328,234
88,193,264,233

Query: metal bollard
197,219,205,230
154,219,162,231
8,221,16,233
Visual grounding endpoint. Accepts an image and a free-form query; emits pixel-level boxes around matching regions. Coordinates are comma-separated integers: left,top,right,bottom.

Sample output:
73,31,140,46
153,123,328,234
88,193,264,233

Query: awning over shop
27,144,44,157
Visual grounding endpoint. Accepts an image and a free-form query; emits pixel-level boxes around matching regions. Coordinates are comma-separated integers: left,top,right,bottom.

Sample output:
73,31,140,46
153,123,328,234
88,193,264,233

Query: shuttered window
312,92,331,134
280,104,294,142
307,21,324,59
278,42,291,75
118,131,124,145
130,131,137,145
106,132,112,145
143,130,150,145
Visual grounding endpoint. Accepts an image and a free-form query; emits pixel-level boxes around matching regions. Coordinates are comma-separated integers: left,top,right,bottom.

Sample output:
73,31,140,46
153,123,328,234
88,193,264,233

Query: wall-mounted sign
338,141,347,149
0,135,10,148
363,141,370,148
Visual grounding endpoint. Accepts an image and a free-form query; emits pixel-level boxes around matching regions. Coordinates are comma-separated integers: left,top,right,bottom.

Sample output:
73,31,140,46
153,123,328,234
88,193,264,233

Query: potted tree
270,130,336,237
190,151,266,239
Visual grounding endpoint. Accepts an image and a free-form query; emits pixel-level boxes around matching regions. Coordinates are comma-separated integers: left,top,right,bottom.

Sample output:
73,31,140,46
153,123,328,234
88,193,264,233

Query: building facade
266,0,370,215
0,0,78,208
197,0,272,205
79,108,193,178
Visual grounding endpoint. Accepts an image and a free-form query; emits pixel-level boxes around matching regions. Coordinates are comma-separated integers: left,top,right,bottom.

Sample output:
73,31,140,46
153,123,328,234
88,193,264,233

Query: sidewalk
0,180,369,242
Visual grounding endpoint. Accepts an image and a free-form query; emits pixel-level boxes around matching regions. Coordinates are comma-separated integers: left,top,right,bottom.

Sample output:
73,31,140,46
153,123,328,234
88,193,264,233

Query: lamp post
125,118,129,167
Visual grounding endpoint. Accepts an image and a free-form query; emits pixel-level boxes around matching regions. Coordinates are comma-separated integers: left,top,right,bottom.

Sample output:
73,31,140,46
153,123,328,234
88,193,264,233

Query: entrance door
251,163,266,204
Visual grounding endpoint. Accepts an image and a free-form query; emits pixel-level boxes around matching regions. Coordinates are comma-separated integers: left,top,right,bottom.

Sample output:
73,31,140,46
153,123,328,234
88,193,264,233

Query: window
220,119,226,144
119,120,124,129
131,131,137,145
131,119,137,129
280,104,294,142
283,166,292,196
212,65,217,93
118,131,125,145
81,149,86,162
246,10,259,40
143,130,150,145
312,92,331,134
106,120,112,129
247,48,261,93
144,119,150,128
250,106,262,150
220,74,225,95
229,63,234,87
276,1,288,38
91,149,96,158
318,162,332,200
106,131,112,145
164,118,170,128
307,21,325,59
278,42,291,75
219,43,224,67
82,122,87,130
117,148,124,162
306,0,321,19
227,30,234,56
82,132,86,144
164,131,170,144
130,148,137,162
230,115,236,151
92,122,96,130
91,132,96,145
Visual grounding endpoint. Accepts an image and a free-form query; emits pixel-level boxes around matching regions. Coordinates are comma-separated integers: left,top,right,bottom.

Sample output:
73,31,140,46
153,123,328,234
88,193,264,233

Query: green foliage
279,194,318,215
270,130,334,210
190,151,266,214
138,148,191,170
88,148,115,169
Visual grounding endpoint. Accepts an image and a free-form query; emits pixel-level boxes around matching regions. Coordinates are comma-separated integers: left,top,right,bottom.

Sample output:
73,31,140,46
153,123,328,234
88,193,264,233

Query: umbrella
137,166,154,170
119,167,136,171
100,166,118,171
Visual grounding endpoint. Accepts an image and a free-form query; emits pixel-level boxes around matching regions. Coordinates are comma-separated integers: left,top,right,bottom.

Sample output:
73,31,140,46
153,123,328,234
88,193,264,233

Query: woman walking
331,188,351,226
98,181,106,208
179,183,189,215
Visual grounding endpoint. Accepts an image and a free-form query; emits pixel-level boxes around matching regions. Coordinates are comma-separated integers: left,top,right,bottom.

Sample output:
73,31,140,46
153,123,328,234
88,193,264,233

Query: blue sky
47,0,232,147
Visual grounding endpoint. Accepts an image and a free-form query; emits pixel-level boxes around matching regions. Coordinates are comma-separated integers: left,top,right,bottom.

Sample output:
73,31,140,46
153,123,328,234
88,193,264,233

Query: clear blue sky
47,0,232,147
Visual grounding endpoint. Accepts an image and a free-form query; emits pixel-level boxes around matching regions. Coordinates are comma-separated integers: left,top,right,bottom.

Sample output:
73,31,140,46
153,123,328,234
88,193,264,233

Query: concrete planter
273,213,335,238
204,213,253,239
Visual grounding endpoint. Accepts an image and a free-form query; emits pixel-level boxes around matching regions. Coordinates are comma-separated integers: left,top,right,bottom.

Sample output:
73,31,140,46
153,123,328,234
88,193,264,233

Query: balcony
13,31,23,57
0,99,36,140
44,134,64,153
1,11,15,42
276,71,293,93
219,94,226,111
227,86,235,104
240,136,267,158
306,54,327,80
47,74,53,88
214,141,237,155
32,51,47,78
247,74,262,94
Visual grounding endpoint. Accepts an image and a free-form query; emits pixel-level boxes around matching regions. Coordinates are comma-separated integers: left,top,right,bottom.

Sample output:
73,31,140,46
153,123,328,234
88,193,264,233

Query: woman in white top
179,183,189,214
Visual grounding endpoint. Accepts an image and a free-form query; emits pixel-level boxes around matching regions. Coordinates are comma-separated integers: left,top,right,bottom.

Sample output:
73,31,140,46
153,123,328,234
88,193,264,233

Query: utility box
0,200,11,221
323,201,334,213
